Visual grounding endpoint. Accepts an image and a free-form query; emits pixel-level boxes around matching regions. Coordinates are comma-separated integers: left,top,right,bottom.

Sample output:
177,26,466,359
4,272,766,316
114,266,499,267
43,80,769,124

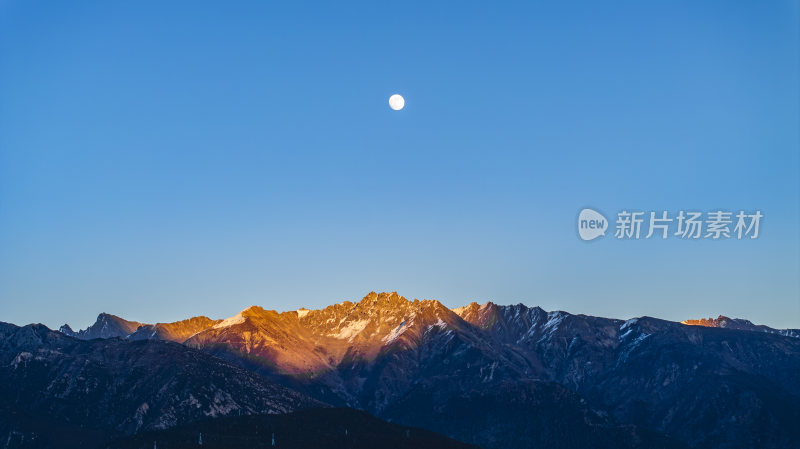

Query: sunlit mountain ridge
51,292,800,449
61,291,799,347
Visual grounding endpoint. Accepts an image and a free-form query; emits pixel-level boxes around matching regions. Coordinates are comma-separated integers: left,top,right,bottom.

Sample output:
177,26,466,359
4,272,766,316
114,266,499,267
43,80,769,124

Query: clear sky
1,1,798,330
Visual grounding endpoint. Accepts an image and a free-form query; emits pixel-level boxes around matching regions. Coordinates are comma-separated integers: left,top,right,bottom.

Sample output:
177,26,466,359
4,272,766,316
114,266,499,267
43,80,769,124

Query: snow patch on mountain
620,318,639,331
11,352,32,369
331,318,370,341
382,320,407,344
426,318,448,333
537,311,567,342
214,313,246,329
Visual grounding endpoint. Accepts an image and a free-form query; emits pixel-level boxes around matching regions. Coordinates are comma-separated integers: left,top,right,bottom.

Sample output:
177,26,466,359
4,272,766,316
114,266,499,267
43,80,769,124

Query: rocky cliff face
59,313,144,339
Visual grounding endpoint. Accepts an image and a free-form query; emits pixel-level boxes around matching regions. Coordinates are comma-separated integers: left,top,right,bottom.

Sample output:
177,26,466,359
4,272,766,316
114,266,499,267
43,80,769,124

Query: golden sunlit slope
184,292,472,375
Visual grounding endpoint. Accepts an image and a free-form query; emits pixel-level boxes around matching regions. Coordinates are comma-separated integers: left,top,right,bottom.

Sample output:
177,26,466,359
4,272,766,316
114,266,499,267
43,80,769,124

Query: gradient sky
1,1,798,330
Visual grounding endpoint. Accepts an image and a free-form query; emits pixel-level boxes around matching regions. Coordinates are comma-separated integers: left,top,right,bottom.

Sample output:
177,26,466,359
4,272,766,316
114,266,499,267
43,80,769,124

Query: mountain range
681,315,800,338
4,291,799,449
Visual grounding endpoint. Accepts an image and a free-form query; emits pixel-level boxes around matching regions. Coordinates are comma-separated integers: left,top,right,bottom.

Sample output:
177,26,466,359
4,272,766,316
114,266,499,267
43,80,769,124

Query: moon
388,94,405,111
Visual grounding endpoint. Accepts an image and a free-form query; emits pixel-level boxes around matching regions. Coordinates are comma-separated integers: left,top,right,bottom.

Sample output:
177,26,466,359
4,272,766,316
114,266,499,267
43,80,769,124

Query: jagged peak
96,312,131,322
359,291,408,305
170,315,217,324
241,305,265,314
452,301,496,316
209,305,278,330
682,315,758,328
92,312,145,327
417,298,448,308
58,312,146,339
452,301,480,313
95,312,114,322
682,316,726,326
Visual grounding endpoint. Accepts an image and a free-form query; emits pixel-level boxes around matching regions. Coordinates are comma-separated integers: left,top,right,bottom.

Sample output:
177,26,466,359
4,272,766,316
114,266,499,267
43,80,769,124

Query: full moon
388,94,405,111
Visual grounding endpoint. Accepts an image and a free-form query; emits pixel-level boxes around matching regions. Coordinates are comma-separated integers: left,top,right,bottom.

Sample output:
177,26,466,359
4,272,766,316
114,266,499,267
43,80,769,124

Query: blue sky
1,1,798,330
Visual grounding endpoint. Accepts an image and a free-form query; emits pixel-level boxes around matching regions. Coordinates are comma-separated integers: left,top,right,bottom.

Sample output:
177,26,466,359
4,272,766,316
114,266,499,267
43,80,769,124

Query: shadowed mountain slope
0,322,321,449
104,408,479,449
